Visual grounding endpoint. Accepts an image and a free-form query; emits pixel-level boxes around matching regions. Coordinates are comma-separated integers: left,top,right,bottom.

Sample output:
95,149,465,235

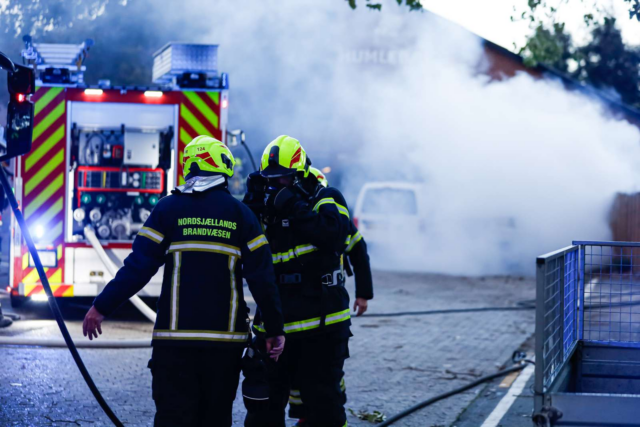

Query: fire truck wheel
10,295,27,308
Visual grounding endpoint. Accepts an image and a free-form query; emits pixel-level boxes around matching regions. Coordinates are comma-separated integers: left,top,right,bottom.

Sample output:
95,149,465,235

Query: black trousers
288,375,346,420
244,333,350,427
150,345,245,427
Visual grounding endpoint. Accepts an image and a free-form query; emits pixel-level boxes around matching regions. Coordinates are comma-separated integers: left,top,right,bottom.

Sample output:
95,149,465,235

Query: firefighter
288,166,374,425
243,135,353,427
82,135,285,427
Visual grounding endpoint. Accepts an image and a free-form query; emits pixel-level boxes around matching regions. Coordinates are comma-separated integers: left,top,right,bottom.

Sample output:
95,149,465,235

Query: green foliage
625,0,640,20
515,0,640,108
574,18,640,107
0,0,121,37
346,0,422,11
520,23,572,72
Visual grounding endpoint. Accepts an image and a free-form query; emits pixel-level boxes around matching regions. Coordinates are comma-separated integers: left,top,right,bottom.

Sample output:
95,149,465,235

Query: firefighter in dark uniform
82,136,285,427
243,135,353,427
288,167,374,425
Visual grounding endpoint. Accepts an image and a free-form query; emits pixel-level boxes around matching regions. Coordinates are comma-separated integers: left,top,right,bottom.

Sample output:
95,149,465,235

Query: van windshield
362,188,418,215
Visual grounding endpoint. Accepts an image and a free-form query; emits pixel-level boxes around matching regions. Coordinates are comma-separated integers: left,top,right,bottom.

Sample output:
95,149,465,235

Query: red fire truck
9,38,235,307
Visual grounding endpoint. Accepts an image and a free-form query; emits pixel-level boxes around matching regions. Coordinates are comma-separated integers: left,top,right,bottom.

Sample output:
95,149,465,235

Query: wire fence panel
581,243,640,347
536,245,580,392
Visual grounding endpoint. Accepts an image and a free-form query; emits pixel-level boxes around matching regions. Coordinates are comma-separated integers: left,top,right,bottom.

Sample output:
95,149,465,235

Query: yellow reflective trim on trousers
33,101,65,142
24,149,64,196
34,87,63,117
25,124,65,172
180,103,211,136
184,91,219,129
24,173,64,218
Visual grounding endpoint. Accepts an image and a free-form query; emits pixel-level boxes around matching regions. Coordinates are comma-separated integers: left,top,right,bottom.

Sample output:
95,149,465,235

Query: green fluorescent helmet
309,167,328,187
183,135,236,177
260,135,310,178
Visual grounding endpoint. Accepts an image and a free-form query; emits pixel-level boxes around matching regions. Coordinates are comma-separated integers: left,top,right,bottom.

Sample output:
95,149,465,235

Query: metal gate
535,241,640,426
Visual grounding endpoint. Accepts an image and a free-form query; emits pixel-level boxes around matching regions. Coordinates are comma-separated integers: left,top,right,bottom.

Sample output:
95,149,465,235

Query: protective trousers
244,333,350,427
149,346,244,427
289,376,347,420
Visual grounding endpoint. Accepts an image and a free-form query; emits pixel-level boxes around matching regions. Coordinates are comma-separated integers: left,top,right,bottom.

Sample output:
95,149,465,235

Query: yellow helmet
260,135,310,178
183,135,236,178
309,167,328,187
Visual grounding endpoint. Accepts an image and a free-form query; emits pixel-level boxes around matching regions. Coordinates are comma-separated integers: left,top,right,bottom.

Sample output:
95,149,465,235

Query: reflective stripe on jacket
94,180,284,347
251,186,353,338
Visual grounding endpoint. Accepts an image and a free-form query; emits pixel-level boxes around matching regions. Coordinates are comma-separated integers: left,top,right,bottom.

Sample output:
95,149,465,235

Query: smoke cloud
4,0,640,275
184,1,640,275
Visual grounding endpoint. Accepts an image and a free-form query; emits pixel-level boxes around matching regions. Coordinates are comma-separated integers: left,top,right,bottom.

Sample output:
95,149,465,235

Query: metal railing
535,245,580,401
535,241,640,412
580,242,640,347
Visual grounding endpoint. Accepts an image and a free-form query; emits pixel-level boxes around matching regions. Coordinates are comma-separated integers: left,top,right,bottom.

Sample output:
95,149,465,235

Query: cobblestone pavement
0,272,535,427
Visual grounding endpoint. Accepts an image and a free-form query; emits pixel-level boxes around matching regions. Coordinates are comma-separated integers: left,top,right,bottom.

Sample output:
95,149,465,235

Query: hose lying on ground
361,305,534,318
0,336,151,348
0,168,125,427
377,360,534,427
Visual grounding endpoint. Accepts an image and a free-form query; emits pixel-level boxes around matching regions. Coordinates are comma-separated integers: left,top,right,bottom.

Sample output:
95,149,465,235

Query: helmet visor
260,163,297,178
266,173,295,191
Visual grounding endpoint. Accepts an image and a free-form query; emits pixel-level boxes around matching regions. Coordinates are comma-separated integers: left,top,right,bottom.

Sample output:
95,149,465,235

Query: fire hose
377,356,535,427
0,167,126,426
83,224,157,323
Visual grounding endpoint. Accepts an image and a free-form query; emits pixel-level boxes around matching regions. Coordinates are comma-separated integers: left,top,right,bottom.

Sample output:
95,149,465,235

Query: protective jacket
94,176,284,348
344,222,374,300
251,185,352,338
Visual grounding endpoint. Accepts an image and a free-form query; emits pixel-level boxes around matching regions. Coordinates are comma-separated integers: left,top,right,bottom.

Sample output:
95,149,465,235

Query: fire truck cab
9,39,234,307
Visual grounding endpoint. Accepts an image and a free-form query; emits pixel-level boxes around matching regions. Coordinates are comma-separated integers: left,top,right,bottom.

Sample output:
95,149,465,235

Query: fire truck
8,37,241,307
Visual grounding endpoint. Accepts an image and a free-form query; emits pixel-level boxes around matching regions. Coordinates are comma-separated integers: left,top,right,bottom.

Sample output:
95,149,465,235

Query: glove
273,187,300,215
244,172,266,213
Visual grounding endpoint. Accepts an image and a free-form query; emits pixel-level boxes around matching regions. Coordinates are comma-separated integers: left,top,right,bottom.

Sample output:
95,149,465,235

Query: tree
0,0,117,38
514,1,640,109
345,0,422,11
574,18,640,106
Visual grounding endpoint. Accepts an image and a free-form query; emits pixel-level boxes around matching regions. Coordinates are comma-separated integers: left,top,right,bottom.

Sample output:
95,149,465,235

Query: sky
423,0,640,50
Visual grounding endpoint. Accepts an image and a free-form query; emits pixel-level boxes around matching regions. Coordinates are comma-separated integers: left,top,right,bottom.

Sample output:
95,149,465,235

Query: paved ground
0,271,536,427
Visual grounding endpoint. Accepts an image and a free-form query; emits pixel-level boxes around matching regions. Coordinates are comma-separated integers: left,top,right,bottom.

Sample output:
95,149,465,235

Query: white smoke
13,0,640,275
165,0,640,275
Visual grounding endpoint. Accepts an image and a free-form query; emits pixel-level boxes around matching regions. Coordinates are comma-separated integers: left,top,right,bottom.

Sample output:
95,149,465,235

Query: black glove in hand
273,187,300,215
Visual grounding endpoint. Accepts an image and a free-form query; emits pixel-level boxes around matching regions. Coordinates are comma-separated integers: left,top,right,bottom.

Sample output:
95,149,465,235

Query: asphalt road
0,271,537,427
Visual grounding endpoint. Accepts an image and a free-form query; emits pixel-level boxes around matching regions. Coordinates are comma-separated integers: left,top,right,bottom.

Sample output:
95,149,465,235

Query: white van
352,182,426,246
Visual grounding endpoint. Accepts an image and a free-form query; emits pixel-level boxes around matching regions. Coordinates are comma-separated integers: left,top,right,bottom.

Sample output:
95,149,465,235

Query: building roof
481,38,640,127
